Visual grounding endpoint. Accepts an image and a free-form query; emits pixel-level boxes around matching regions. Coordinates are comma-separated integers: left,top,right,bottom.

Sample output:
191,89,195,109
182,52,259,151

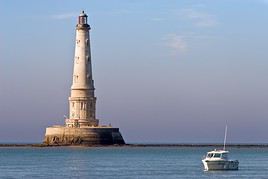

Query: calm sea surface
0,146,267,178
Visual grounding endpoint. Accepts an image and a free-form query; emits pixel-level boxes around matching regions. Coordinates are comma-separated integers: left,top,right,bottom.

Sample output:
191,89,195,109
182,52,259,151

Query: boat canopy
206,150,229,159
207,150,229,154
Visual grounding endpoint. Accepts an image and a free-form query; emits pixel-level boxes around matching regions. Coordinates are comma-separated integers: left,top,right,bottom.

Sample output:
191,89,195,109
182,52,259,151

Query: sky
1,0,268,143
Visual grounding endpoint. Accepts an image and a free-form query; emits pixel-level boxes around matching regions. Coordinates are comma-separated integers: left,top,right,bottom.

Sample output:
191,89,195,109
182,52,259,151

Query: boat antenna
223,124,228,150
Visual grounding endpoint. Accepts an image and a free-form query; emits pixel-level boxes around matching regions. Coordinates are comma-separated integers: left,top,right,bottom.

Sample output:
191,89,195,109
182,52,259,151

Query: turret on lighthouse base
43,11,125,146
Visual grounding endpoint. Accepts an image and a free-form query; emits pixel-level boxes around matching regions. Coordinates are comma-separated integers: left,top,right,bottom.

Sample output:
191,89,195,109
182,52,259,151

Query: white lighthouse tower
44,11,125,145
65,11,98,127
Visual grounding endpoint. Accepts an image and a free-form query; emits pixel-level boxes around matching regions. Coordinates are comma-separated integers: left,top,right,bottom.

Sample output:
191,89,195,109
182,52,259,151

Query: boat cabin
205,150,229,160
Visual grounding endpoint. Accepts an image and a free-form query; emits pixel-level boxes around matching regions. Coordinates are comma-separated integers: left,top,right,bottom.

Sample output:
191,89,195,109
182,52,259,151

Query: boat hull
202,160,239,171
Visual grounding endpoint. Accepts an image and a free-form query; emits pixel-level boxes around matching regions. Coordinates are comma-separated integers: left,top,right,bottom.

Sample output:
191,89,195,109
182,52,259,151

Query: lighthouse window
79,17,85,24
86,39,89,46
79,16,87,24
75,56,79,63
72,102,75,107
74,75,79,82
81,102,83,110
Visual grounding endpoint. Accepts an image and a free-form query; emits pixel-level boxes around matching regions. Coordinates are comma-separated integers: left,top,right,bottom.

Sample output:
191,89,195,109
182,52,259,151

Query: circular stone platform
44,126,125,146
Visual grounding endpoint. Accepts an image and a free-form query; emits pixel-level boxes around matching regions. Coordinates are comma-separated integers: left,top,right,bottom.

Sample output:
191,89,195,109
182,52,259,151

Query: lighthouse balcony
65,118,99,128
76,24,90,30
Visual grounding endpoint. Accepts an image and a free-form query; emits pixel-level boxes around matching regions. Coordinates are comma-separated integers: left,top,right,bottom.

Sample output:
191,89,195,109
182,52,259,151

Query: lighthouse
44,11,125,145
65,11,98,127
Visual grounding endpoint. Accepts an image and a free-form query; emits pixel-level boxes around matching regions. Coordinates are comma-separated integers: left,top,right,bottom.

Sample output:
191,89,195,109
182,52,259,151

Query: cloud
164,34,187,54
51,13,77,20
179,8,218,27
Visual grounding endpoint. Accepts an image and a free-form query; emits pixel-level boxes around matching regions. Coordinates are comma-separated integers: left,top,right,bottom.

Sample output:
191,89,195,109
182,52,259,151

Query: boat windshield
207,153,213,158
213,153,221,158
221,153,228,159
207,153,225,158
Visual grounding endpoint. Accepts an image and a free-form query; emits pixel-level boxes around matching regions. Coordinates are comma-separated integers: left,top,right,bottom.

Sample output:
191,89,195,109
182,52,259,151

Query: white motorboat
202,149,239,170
202,125,239,171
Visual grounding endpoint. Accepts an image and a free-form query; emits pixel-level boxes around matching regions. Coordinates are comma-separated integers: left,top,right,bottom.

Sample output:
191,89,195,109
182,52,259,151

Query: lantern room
78,11,88,25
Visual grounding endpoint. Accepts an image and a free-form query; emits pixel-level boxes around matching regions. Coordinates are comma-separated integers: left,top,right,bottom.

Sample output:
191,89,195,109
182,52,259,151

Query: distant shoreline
0,143,268,148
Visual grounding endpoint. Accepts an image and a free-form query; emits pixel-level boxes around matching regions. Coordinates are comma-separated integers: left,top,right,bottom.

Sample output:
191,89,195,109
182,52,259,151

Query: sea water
0,147,267,178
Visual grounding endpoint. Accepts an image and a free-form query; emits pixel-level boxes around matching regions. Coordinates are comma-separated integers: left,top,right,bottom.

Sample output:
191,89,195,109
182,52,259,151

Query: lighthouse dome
79,11,88,17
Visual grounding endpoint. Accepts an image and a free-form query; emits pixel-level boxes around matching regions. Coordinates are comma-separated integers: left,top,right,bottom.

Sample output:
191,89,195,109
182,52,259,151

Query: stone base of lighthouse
43,126,125,146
